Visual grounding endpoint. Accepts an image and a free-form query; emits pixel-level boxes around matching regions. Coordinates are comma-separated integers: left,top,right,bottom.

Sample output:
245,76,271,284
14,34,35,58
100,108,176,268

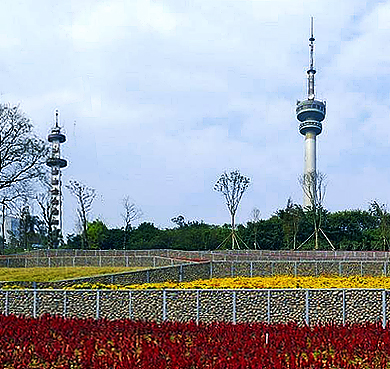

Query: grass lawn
0,267,147,282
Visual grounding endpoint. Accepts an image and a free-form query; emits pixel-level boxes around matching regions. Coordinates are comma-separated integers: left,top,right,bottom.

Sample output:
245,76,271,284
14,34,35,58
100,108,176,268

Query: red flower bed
0,315,389,368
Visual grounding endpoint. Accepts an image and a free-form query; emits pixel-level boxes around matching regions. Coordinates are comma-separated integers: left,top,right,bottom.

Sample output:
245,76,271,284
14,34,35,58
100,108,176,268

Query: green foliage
323,210,377,250
66,234,82,249
63,203,390,251
105,229,124,250
128,222,161,249
87,220,109,249
10,206,46,250
368,201,390,251
242,217,284,250
276,198,304,249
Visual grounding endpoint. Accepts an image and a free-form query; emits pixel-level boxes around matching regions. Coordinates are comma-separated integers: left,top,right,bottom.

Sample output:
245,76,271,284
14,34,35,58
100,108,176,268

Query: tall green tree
87,219,109,249
129,222,161,249
324,209,377,250
277,198,303,249
369,201,390,251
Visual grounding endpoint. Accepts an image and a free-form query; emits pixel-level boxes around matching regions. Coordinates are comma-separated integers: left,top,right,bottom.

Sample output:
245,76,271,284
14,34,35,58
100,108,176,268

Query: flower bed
0,267,146,282
66,275,390,290
1,314,390,368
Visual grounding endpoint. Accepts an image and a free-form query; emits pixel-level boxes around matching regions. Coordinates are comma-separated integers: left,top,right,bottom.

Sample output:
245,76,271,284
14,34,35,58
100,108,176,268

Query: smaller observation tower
46,110,67,247
296,18,326,207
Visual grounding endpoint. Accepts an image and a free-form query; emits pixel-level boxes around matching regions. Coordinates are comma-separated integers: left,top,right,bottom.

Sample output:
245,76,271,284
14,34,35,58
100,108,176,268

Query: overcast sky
1,0,390,235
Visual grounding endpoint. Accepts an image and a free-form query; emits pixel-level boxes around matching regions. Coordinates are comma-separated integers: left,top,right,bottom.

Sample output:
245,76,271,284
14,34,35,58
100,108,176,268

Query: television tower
46,110,67,247
296,18,326,207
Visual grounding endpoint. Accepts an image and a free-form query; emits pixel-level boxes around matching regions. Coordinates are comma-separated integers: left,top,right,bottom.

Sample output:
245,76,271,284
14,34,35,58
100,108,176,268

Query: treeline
64,205,390,251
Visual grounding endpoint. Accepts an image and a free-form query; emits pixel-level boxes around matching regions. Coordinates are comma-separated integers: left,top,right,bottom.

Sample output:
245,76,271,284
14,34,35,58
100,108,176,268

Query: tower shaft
304,131,317,207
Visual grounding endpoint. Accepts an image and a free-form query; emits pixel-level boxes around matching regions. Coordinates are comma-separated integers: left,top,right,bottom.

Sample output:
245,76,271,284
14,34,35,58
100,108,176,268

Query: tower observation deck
46,110,67,247
296,18,326,208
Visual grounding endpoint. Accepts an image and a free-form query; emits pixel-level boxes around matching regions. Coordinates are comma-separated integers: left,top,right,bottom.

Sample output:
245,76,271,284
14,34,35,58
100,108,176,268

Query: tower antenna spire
309,17,315,69
55,109,59,128
307,16,316,100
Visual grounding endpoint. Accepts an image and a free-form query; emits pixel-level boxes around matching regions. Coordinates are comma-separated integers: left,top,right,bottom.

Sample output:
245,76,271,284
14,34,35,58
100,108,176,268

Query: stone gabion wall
210,260,387,278
181,263,211,282
0,288,388,325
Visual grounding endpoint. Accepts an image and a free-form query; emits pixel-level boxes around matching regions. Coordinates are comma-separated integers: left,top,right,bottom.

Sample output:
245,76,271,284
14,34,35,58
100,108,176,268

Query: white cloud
68,0,178,47
0,0,388,234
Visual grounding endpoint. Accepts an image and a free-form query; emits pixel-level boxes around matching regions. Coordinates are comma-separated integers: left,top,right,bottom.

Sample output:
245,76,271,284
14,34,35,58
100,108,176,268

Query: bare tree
18,205,31,250
66,180,96,249
298,171,334,250
0,195,23,251
0,104,48,191
121,196,142,250
0,103,48,251
0,182,34,252
36,191,58,248
35,171,58,248
369,201,390,251
214,170,250,249
250,207,261,249
13,202,42,250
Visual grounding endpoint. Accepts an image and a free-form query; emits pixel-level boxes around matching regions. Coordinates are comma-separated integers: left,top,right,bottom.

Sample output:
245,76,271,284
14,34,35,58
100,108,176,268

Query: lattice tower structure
46,110,67,246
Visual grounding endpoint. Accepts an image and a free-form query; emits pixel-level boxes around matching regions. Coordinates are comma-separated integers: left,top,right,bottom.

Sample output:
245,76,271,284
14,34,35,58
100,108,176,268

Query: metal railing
0,255,189,268
5,249,390,262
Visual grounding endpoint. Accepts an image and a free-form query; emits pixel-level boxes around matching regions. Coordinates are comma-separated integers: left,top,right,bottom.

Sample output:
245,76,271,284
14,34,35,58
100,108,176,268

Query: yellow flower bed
66,275,390,290
0,267,146,282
